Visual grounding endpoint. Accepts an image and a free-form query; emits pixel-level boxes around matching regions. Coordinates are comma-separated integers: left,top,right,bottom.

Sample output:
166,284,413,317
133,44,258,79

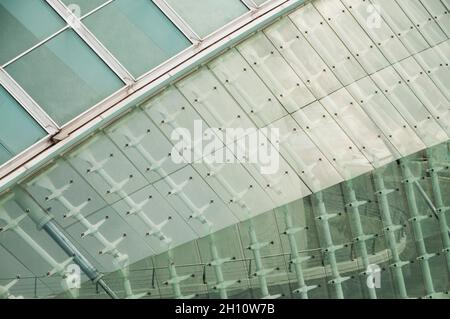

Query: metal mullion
241,0,259,10
0,68,59,134
152,0,201,43
45,0,135,85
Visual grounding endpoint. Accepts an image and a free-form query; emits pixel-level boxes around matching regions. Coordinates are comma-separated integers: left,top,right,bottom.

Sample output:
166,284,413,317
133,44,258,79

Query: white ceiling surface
1,0,450,298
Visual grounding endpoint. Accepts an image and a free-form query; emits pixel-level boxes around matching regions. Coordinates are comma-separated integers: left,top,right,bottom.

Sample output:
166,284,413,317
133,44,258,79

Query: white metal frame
45,0,134,85
152,0,202,43
0,0,306,184
0,68,59,134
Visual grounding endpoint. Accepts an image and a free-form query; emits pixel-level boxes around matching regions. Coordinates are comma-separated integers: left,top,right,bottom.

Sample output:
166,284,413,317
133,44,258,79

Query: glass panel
83,0,191,78
0,0,65,65
0,85,46,158
253,0,269,5
165,0,249,38
61,0,109,16
0,143,12,164
5,30,124,125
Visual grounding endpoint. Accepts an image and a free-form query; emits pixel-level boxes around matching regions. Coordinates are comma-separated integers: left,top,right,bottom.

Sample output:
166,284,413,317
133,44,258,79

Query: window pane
0,85,46,159
60,0,109,16
5,30,124,125
0,0,65,65
0,143,12,164
165,0,249,38
83,0,191,78
253,0,269,5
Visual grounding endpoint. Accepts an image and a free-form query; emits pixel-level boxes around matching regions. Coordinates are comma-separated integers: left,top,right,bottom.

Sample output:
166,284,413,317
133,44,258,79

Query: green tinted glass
5,30,124,125
0,85,46,162
83,0,191,78
165,0,249,38
60,0,108,16
0,0,65,65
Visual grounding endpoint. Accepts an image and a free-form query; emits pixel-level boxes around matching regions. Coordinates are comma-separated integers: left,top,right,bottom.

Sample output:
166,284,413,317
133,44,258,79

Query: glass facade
0,0,65,65
164,0,249,38
0,0,449,300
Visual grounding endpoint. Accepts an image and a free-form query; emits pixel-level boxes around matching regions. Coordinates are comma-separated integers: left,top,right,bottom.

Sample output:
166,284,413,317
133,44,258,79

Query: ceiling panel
209,48,288,127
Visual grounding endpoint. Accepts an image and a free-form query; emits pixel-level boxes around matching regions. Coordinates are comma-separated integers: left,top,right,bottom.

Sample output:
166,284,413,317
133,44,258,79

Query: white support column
425,147,450,274
400,159,436,297
208,233,239,299
372,169,408,298
164,249,196,299
342,180,377,299
281,206,316,298
247,219,281,299
312,191,350,299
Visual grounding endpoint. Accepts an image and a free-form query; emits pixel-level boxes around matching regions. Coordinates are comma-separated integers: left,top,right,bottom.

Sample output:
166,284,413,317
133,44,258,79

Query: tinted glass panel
165,0,249,38
5,30,124,125
83,0,191,78
0,0,65,65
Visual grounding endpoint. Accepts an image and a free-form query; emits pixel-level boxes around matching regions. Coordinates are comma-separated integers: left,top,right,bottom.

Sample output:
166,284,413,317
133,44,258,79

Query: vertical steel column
281,206,315,298
312,192,347,299
372,169,408,298
209,234,228,299
400,160,435,296
248,219,270,298
208,233,238,299
342,180,377,299
425,148,450,274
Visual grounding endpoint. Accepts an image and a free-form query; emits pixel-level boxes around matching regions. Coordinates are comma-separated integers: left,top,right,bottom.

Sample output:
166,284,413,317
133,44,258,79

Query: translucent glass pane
6,30,124,125
165,0,249,38
0,143,11,164
83,0,191,78
61,0,109,16
0,0,65,65
0,85,46,158
253,0,269,5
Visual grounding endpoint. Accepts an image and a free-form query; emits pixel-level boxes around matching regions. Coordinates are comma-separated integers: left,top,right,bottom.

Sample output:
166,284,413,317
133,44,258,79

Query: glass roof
164,0,249,38
0,85,46,164
83,0,191,78
5,30,124,125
